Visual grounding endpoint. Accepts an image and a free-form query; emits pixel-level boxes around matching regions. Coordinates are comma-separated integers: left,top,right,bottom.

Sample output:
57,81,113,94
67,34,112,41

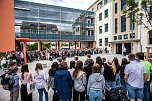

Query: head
35,63,43,73
62,56,66,61
87,54,91,59
73,61,83,78
11,66,18,73
128,53,135,61
121,58,128,66
113,57,119,66
87,59,94,67
70,60,75,69
51,62,59,70
92,63,100,73
21,64,29,73
74,56,78,61
136,52,144,60
102,57,106,63
59,61,68,70
96,56,102,65
57,57,62,63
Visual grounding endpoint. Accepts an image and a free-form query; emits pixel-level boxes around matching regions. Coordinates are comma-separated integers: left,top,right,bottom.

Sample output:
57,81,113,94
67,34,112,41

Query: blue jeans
105,80,116,91
37,88,48,101
126,83,144,100
143,81,150,101
116,73,121,86
120,79,126,88
89,89,103,101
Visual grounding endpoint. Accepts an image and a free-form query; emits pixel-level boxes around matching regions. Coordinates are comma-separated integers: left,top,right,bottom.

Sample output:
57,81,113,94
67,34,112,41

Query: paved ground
0,54,127,101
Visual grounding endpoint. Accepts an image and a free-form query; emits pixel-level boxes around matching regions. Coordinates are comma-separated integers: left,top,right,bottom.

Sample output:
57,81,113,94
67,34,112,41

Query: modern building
88,0,152,54
0,0,95,52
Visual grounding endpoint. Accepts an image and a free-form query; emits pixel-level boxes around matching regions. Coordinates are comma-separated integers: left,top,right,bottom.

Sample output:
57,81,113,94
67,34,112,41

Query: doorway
124,43,131,55
116,43,122,54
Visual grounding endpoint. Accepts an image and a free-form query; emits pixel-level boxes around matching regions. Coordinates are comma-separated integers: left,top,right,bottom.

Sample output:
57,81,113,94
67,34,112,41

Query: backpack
109,86,128,101
0,73,17,90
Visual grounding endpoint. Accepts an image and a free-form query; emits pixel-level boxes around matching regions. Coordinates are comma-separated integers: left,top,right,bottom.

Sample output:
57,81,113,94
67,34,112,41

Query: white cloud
23,0,96,10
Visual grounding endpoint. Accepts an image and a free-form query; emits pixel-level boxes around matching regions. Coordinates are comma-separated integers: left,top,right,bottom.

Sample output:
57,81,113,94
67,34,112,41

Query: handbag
27,82,35,95
48,87,54,101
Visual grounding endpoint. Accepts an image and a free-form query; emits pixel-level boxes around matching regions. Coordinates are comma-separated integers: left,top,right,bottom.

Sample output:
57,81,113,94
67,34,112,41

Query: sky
23,0,96,10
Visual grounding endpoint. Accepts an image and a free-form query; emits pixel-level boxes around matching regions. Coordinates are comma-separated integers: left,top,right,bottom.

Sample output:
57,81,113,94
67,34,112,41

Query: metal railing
15,32,95,41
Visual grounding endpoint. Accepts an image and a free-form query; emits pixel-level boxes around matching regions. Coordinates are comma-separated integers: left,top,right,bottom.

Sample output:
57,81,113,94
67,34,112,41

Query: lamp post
131,12,134,53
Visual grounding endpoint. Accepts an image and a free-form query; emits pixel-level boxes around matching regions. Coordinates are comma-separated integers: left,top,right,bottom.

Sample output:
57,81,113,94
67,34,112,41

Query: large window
105,38,108,46
130,13,135,30
99,26,102,33
150,6,152,13
99,39,102,46
99,13,102,21
118,35,122,40
115,18,118,33
104,0,108,4
130,33,135,39
97,1,103,10
115,3,118,14
114,36,117,40
104,9,108,18
123,34,128,39
121,15,126,32
121,0,126,11
105,23,108,32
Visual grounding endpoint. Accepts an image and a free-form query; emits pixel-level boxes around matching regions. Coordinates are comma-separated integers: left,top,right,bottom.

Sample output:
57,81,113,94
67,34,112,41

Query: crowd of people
0,48,108,71
1,52,152,101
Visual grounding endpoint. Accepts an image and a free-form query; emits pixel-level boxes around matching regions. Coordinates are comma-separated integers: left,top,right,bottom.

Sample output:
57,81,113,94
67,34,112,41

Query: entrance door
116,44,122,54
124,43,131,55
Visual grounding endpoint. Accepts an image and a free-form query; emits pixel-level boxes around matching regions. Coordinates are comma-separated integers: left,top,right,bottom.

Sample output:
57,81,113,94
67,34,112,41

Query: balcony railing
15,32,95,41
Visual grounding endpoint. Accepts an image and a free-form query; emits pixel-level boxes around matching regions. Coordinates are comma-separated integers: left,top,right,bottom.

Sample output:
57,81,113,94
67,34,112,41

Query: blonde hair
111,62,116,75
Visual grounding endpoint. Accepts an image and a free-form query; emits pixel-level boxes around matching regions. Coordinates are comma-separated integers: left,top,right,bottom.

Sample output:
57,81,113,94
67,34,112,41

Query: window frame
105,38,108,46
121,15,126,32
105,23,108,32
104,9,108,18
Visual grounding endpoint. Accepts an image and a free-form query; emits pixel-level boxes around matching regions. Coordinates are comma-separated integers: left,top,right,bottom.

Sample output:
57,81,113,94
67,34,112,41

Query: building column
78,41,81,49
74,41,77,49
38,40,42,51
23,41,27,64
93,41,96,48
58,40,61,50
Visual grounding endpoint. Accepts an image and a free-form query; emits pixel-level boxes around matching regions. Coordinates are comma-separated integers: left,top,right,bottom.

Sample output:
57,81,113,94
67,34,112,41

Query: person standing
54,61,73,101
73,61,86,101
20,64,33,101
136,52,152,101
9,66,19,101
124,53,147,101
33,63,48,101
87,63,105,101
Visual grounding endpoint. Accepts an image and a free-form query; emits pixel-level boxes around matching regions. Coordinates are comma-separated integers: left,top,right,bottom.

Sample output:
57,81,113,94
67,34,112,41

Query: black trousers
73,89,85,101
20,84,32,101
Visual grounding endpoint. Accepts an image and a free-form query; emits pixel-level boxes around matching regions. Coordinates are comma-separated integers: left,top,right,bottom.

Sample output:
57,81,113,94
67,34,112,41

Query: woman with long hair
96,56,104,74
20,64,33,101
87,63,105,101
73,61,86,101
68,60,75,78
120,58,128,87
48,62,59,101
54,61,73,101
33,63,48,101
112,57,121,86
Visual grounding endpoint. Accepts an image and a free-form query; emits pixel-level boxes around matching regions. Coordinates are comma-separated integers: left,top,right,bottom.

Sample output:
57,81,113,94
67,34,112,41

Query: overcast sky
23,0,96,10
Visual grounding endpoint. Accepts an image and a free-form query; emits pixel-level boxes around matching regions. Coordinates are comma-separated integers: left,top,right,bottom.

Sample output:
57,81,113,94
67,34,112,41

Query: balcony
15,32,95,41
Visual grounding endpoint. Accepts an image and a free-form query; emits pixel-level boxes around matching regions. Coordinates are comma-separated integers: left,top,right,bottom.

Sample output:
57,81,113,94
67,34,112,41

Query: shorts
126,84,144,99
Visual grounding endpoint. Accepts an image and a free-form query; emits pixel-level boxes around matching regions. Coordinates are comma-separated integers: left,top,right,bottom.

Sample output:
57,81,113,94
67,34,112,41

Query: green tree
124,0,152,31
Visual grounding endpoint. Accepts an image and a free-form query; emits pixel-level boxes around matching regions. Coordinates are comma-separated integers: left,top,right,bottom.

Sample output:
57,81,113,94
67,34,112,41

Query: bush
0,53,6,58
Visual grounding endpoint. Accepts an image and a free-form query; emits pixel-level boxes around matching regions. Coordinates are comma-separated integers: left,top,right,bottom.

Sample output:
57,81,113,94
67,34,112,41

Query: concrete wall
0,0,15,52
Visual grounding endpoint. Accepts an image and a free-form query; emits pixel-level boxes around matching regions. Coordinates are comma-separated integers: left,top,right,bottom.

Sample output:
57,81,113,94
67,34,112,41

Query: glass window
115,18,118,33
130,13,135,30
149,31,152,44
99,13,102,21
99,26,102,33
121,0,126,11
97,1,103,10
104,0,108,4
118,35,122,40
121,15,126,32
99,39,102,46
150,6,152,13
105,23,108,32
115,3,118,14
114,36,117,40
130,33,135,39
123,34,128,39
105,38,108,46
104,9,108,18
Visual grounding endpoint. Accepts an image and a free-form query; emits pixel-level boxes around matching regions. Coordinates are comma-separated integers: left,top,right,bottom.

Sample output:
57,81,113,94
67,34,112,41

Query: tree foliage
124,0,152,31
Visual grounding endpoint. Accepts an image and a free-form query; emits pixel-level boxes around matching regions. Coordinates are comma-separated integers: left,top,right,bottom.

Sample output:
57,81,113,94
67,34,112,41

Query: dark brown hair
21,64,29,80
35,63,43,74
128,53,135,61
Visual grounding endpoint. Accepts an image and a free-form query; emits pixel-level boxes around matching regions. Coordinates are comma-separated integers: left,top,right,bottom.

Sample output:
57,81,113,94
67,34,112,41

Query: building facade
0,0,95,52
